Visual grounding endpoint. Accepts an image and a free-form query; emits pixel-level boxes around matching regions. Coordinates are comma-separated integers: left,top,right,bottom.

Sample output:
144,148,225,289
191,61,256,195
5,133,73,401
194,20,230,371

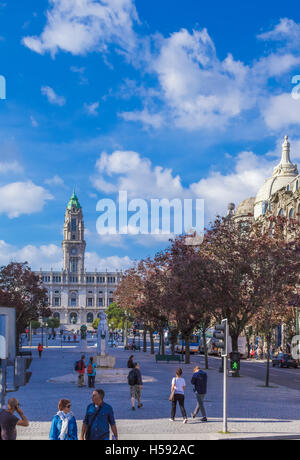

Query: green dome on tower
67,191,81,210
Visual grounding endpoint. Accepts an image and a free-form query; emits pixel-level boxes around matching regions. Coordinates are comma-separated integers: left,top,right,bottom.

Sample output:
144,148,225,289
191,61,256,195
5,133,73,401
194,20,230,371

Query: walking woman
169,368,188,423
49,399,78,440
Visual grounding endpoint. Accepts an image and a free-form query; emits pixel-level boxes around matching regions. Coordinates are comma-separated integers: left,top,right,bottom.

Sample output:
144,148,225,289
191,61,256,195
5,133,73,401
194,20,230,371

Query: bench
155,354,184,363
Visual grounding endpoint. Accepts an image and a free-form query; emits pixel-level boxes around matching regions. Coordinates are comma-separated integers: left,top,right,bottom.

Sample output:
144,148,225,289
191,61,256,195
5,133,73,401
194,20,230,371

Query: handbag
169,388,175,401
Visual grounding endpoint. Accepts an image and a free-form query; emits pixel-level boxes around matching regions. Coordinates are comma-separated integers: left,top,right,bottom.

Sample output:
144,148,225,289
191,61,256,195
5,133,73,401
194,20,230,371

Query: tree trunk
143,328,147,352
231,333,239,353
265,333,271,387
185,335,191,364
160,329,165,355
202,328,209,369
149,329,155,354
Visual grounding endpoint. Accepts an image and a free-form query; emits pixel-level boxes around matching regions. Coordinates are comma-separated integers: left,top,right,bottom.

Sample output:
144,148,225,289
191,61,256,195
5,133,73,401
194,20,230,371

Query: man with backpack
190,365,208,422
75,355,86,387
128,362,143,411
87,357,97,388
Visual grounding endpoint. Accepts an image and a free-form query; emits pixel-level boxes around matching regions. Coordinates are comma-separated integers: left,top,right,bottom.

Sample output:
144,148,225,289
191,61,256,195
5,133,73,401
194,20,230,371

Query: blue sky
1,0,300,271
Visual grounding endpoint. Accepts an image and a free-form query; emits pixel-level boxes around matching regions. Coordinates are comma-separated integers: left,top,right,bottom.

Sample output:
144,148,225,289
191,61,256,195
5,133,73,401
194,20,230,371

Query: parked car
272,353,298,368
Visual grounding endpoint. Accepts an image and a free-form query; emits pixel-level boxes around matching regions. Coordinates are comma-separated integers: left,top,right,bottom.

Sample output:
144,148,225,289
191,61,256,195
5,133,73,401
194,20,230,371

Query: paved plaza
6,340,300,440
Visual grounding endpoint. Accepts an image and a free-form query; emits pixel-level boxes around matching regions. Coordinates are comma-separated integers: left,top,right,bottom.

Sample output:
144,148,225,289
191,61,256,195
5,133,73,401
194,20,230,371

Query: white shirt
172,377,186,395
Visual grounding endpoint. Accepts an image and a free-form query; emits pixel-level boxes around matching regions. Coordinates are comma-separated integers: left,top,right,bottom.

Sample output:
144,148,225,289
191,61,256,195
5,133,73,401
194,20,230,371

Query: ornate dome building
254,136,298,219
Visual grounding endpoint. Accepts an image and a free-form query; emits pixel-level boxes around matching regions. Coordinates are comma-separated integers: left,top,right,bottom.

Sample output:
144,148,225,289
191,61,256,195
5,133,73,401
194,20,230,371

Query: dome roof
235,197,255,217
254,136,298,219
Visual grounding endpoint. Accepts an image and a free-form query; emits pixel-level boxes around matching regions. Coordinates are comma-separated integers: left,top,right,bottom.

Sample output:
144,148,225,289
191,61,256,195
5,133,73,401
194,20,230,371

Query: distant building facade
37,192,122,329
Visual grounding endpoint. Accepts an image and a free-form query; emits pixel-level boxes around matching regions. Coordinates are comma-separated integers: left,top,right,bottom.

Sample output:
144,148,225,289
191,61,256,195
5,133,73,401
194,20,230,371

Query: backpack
75,360,84,372
87,364,94,375
128,369,137,386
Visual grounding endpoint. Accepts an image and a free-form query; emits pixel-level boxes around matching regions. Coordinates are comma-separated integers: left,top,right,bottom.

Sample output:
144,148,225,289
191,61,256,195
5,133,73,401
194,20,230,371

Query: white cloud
41,86,66,106
30,115,39,127
261,93,300,130
84,101,100,116
0,160,23,174
0,239,133,272
257,18,300,46
0,181,53,218
45,175,66,187
85,252,133,271
190,151,275,221
121,21,300,131
92,150,184,199
0,241,63,270
91,148,281,223
22,0,139,58
120,108,164,129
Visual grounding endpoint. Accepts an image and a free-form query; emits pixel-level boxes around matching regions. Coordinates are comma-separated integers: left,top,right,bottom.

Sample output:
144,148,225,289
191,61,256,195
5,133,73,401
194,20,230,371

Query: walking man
76,355,86,387
0,398,29,440
128,362,143,410
191,365,207,422
81,389,118,440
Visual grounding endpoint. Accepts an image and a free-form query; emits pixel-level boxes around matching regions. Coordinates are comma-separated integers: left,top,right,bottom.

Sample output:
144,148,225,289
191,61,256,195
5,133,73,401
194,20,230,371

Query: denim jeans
193,393,207,418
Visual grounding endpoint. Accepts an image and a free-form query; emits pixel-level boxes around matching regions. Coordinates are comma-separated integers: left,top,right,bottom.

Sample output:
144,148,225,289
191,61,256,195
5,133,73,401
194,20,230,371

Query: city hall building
38,192,122,329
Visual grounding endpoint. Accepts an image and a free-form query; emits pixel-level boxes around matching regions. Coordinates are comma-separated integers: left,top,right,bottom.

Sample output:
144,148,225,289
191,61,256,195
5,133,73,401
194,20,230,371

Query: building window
278,209,285,217
70,296,77,307
97,276,105,284
53,276,61,283
41,276,51,283
70,257,78,273
98,298,103,307
54,297,60,307
87,298,93,307
69,276,78,283
53,312,60,321
87,313,94,323
107,277,116,283
71,218,77,232
109,298,114,305
289,208,294,219
86,276,95,283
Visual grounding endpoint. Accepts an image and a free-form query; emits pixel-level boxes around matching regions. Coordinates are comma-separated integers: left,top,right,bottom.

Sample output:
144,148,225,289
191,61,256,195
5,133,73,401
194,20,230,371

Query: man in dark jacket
191,366,207,422
128,363,143,411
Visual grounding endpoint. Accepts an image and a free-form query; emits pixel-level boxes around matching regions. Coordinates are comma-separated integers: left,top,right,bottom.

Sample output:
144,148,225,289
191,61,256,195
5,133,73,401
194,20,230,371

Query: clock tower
62,191,86,276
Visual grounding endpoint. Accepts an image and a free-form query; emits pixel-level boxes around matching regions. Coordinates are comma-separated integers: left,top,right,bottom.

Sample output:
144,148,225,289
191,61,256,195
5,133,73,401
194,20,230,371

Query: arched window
53,312,60,321
70,313,78,324
278,208,285,217
296,180,299,192
70,293,77,307
289,208,294,219
87,313,94,323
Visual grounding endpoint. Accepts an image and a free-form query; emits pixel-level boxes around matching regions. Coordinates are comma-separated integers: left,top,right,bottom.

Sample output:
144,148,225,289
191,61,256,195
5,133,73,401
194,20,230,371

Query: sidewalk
9,345,300,440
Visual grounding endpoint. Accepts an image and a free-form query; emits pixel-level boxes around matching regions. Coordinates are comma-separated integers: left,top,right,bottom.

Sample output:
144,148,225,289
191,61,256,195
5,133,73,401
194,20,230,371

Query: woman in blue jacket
49,399,78,440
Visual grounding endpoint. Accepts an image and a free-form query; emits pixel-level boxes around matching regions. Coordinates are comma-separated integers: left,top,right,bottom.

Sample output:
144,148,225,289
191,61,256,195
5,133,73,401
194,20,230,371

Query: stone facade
37,192,122,330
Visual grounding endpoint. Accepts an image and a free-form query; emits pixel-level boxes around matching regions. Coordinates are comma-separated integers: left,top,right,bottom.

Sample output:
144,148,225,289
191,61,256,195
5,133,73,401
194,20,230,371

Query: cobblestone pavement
6,344,300,440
